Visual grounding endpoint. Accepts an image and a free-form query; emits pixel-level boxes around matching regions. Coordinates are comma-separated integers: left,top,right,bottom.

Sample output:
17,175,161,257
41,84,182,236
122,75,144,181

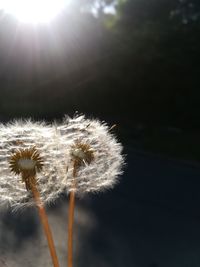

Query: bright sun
0,0,67,24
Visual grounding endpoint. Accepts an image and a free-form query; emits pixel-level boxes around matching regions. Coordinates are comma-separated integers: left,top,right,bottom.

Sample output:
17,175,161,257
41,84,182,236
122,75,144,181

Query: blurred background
0,0,200,266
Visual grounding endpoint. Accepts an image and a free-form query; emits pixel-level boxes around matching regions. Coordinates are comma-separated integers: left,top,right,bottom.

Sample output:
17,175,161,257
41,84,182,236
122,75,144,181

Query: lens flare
0,0,66,24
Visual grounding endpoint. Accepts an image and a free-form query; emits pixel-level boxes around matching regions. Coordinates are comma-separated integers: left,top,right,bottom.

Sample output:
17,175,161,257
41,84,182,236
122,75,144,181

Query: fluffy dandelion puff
0,116,124,208
56,115,125,194
0,120,65,210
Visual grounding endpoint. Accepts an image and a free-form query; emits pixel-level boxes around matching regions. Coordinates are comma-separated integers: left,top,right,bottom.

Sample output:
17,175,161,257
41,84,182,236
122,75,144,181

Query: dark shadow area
0,208,39,251
79,140,200,267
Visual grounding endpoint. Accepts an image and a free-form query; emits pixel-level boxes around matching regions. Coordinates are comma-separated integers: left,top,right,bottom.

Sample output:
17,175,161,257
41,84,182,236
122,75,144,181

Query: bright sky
0,0,67,24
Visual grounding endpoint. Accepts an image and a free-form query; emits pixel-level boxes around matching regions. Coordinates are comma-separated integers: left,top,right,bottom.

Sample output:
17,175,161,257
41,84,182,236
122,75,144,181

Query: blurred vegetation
0,0,199,131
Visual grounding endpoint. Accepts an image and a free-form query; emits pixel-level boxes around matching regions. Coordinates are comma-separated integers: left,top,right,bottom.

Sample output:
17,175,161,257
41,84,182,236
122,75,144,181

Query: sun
0,0,67,24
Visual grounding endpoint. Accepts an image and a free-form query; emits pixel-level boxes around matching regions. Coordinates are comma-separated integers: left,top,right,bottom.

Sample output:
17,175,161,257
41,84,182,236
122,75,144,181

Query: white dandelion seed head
0,120,65,210
0,115,125,210
56,115,125,195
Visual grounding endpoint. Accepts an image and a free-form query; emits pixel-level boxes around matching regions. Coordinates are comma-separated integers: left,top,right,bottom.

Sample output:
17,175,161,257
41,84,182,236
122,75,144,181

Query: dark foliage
0,0,199,128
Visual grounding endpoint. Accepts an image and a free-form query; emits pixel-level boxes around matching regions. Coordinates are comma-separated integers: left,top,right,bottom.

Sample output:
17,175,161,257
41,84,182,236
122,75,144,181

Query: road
1,145,200,267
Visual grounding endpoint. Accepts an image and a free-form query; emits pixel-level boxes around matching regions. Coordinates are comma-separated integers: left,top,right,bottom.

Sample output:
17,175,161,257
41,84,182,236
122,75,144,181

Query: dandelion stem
67,190,75,267
30,180,60,267
67,161,77,267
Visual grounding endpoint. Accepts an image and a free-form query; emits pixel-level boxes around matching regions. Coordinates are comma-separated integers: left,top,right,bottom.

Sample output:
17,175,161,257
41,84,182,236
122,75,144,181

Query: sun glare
0,0,67,24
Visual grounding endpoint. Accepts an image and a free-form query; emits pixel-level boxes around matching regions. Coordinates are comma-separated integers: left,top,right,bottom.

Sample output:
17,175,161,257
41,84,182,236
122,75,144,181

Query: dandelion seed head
56,115,125,194
0,120,64,209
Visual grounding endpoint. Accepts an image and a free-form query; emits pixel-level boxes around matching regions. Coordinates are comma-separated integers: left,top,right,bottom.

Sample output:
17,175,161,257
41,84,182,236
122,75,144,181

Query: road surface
1,145,200,267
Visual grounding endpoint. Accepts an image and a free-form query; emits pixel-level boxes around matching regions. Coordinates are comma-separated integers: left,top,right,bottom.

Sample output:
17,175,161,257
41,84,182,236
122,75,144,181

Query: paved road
1,145,200,267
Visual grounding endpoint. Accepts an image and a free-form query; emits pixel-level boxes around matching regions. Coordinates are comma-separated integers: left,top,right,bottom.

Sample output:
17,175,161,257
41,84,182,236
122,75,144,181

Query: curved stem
31,180,60,267
67,191,75,267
